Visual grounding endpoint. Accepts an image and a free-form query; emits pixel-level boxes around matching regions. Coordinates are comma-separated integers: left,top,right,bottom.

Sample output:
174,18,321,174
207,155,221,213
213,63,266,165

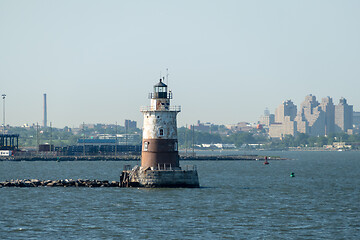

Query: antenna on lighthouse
166,68,169,86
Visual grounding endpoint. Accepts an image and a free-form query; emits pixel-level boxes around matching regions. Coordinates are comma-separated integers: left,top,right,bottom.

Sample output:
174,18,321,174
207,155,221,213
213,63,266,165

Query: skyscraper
320,97,335,135
335,97,353,133
297,94,325,136
259,108,275,127
269,100,297,138
275,100,297,123
268,95,355,138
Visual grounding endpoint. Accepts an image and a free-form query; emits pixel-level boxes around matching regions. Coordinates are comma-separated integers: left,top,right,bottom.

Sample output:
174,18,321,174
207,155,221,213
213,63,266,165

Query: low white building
0,150,12,156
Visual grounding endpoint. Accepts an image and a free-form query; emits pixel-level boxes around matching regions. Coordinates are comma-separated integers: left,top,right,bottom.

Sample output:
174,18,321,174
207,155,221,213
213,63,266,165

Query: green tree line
7,126,360,150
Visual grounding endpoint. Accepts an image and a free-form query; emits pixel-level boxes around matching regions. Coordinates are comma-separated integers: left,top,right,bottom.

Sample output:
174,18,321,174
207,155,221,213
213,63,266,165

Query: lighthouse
141,78,180,170
120,78,199,188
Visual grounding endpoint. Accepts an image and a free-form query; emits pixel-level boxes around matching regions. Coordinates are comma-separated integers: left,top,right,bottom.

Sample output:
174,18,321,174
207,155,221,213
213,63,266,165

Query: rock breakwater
0,179,120,187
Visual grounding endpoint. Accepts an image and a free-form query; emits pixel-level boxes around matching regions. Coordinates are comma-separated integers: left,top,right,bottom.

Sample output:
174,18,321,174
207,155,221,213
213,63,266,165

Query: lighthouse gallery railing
140,106,181,112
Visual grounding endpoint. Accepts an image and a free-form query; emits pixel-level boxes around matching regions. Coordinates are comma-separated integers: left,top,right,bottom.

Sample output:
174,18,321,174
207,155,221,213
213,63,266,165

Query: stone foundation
120,165,199,188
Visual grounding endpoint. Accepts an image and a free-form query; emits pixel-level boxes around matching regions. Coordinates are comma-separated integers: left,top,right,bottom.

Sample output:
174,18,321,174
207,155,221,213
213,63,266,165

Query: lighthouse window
144,142,149,151
158,87,166,92
159,128,164,136
174,142,178,151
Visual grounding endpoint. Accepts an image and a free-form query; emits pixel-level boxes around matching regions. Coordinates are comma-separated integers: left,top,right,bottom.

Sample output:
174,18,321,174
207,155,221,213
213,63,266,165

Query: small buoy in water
264,156,269,165
290,172,295,177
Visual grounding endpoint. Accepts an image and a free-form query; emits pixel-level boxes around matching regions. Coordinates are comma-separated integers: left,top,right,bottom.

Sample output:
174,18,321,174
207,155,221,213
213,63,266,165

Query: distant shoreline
0,154,287,161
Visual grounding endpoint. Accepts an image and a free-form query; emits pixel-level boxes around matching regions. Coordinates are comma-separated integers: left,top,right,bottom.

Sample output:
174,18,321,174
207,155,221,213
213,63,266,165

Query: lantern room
152,79,168,99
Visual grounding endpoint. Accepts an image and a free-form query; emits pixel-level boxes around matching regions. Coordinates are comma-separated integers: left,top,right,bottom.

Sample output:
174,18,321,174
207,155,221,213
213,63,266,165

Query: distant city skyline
262,94,356,138
1,1,360,128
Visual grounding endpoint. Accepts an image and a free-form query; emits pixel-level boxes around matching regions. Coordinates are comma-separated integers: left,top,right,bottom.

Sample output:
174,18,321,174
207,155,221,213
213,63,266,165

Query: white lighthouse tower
120,78,199,188
141,78,180,170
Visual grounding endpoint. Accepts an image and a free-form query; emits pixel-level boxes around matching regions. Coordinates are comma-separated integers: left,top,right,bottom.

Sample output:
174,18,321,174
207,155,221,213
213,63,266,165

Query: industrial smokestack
43,93,47,128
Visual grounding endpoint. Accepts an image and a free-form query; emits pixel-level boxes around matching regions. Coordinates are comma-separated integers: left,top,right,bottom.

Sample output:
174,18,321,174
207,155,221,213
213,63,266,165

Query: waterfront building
190,120,213,133
275,100,297,123
269,101,297,138
269,116,297,139
97,133,141,145
267,95,356,138
0,134,19,151
259,108,275,127
335,97,353,133
67,139,141,155
320,97,335,135
226,122,253,132
124,120,137,130
297,94,325,136
353,111,360,132
295,112,309,134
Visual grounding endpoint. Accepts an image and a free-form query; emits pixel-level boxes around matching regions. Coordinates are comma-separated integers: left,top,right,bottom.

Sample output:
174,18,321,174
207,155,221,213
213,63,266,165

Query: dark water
1,151,359,239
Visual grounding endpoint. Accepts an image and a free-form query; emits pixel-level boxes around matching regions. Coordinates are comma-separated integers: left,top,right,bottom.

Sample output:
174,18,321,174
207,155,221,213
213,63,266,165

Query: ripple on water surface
0,152,360,239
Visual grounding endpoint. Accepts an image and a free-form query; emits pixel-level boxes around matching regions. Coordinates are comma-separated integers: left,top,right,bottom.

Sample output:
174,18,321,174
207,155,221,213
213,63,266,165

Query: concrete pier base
120,165,199,188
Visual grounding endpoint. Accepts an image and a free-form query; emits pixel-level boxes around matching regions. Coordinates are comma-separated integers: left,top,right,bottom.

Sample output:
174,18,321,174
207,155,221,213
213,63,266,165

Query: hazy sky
1,0,359,128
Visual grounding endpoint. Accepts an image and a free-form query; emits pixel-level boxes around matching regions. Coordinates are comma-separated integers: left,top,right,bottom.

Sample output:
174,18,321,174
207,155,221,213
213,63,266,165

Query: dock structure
0,134,19,151
121,78,199,188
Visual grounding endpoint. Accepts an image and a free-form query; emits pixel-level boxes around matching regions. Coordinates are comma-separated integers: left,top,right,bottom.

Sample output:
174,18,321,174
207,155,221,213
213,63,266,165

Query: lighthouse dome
153,79,168,98
154,79,167,88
